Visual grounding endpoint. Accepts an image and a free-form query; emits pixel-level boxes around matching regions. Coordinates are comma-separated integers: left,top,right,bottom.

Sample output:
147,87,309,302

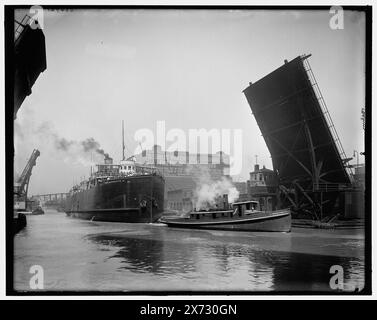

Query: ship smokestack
223,194,229,210
104,155,113,165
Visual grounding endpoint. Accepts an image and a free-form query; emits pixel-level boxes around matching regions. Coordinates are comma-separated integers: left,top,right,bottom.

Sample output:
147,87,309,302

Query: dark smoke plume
35,122,110,161
81,137,108,157
55,137,75,151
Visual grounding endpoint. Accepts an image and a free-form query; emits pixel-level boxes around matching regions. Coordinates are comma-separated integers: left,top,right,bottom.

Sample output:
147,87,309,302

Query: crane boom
15,149,40,197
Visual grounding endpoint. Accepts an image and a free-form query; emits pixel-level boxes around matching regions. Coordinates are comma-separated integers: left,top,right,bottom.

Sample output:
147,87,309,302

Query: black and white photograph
5,4,371,296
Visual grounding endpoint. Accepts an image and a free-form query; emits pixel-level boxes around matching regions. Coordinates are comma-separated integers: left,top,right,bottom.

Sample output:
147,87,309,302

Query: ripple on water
13,210,365,292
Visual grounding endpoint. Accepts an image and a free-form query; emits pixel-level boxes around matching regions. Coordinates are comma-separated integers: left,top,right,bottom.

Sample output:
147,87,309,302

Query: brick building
247,164,278,211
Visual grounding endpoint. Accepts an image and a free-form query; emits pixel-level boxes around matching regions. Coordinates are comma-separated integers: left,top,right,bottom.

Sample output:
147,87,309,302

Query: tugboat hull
161,210,291,232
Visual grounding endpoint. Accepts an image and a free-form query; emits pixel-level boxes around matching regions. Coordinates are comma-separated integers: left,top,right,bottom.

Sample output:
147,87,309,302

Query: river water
13,209,365,293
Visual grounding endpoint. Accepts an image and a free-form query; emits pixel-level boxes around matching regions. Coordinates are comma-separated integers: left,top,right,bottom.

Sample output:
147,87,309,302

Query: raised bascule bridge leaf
243,55,354,219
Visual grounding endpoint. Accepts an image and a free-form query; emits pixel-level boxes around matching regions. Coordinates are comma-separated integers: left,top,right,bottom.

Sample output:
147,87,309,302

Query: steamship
64,125,165,223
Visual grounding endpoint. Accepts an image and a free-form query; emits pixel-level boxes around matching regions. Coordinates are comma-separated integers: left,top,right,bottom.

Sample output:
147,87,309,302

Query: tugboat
64,123,165,223
161,196,291,232
31,205,44,215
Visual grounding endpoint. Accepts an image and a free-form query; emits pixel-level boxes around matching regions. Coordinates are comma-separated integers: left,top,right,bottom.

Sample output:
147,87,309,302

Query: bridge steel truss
243,55,354,219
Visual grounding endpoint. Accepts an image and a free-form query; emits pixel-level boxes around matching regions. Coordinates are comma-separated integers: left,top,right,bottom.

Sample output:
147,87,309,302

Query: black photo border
4,4,372,297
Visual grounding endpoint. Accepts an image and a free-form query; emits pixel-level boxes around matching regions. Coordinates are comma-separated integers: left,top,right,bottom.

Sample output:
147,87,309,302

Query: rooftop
251,164,274,174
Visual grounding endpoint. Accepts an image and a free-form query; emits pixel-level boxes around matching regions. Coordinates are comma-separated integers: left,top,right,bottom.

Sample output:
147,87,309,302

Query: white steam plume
187,165,239,210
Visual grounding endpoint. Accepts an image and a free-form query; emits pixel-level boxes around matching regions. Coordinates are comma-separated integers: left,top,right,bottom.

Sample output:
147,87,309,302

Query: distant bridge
32,193,68,202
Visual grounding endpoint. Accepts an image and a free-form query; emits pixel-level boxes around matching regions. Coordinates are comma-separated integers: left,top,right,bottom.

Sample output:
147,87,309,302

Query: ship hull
67,208,163,223
161,210,291,232
65,174,165,223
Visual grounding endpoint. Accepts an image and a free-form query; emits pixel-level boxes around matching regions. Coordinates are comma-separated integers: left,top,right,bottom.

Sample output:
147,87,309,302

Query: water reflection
93,235,198,276
88,227,364,292
14,211,365,292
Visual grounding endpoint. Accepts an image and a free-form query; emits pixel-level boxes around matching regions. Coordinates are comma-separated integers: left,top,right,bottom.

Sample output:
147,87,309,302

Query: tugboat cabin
232,200,260,216
189,209,234,220
187,200,261,220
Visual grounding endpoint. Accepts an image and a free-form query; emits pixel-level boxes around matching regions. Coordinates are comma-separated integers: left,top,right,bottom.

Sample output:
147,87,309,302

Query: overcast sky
14,9,365,195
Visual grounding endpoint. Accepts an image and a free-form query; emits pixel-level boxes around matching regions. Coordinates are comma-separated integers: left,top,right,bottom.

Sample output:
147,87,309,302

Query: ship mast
122,120,125,161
